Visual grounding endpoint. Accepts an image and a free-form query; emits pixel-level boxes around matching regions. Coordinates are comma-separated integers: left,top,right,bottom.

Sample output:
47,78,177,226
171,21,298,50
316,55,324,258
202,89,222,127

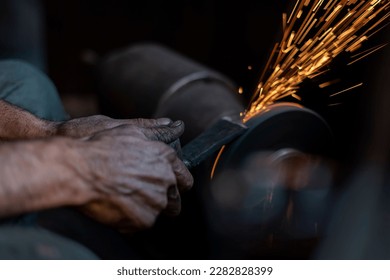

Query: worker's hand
56,115,175,139
77,121,193,233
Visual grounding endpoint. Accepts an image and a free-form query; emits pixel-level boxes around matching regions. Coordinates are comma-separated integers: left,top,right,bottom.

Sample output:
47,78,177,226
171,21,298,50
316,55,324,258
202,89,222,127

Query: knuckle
96,114,111,120
138,211,159,229
150,141,175,155
186,174,194,188
113,124,144,137
158,194,169,210
89,115,112,124
133,118,144,125
134,118,154,127
154,166,176,187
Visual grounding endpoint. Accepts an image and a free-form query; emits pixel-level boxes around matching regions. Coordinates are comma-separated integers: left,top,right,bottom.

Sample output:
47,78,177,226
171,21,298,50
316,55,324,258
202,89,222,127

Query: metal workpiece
181,118,247,169
97,44,243,142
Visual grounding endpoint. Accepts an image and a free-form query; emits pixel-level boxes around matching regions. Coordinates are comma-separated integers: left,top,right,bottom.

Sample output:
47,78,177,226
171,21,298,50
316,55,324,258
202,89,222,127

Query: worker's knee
0,59,67,121
0,226,98,259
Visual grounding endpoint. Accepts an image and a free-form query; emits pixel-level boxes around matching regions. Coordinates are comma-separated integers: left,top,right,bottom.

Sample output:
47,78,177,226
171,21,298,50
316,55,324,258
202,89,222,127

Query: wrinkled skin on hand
0,100,193,232
78,122,193,233
56,115,175,140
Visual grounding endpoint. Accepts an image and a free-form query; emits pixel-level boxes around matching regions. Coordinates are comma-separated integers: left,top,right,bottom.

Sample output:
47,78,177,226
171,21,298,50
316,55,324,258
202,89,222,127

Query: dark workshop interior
42,0,387,165
0,0,389,259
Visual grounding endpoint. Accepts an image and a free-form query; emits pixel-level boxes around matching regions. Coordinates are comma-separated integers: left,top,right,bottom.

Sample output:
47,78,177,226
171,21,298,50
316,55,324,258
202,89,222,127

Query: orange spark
244,0,389,122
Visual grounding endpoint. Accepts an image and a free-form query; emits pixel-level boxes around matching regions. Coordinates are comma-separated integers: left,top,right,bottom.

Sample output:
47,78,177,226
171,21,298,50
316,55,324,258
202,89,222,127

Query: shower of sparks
244,0,390,122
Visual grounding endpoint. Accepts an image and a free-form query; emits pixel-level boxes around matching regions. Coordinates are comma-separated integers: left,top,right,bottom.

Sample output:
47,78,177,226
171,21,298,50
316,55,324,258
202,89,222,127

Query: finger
150,143,192,192
170,155,194,192
125,118,173,127
169,139,183,158
163,185,182,216
88,124,148,140
142,120,185,143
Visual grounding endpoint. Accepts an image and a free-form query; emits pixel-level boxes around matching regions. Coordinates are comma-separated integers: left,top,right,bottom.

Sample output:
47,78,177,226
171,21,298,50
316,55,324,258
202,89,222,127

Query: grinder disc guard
213,103,333,175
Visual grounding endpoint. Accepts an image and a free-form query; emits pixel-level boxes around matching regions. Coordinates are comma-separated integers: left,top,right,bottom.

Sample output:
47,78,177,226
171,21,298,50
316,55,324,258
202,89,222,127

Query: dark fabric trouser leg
0,59,67,121
0,227,97,259
0,59,99,259
0,59,143,259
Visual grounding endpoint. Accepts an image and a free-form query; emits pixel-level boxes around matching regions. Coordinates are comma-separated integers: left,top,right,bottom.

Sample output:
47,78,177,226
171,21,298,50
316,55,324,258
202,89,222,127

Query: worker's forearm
0,100,57,140
0,138,93,218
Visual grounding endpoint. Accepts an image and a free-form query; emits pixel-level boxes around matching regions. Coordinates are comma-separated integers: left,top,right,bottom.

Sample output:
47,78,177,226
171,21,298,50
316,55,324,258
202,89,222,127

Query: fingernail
157,118,173,126
170,120,183,128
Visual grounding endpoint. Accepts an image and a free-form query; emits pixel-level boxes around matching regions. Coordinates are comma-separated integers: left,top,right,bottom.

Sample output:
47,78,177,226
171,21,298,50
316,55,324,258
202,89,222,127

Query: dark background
44,0,287,99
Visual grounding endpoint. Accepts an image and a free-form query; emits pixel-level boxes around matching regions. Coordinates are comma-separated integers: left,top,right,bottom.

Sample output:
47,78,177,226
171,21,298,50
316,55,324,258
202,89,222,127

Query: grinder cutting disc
213,102,333,174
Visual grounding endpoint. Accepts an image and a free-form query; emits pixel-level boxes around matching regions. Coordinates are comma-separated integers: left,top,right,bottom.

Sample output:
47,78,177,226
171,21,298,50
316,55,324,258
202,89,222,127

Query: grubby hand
76,121,193,233
55,115,175,139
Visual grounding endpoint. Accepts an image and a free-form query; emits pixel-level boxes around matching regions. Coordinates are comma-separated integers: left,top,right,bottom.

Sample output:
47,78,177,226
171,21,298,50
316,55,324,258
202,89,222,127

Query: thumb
142,120,185,143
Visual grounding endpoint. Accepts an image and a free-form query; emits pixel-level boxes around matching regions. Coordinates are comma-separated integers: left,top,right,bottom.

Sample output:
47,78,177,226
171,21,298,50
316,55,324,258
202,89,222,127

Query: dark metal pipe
97,44,244,143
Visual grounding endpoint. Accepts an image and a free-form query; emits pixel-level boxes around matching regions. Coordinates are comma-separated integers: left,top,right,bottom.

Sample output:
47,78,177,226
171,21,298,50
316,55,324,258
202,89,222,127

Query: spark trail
244,0,389,122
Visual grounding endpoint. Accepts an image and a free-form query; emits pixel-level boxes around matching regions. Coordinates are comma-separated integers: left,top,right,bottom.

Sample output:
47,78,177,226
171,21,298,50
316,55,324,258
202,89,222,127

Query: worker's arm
0,99,174,140
0,123,193,231
0,137,92,216
0,100,56,139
